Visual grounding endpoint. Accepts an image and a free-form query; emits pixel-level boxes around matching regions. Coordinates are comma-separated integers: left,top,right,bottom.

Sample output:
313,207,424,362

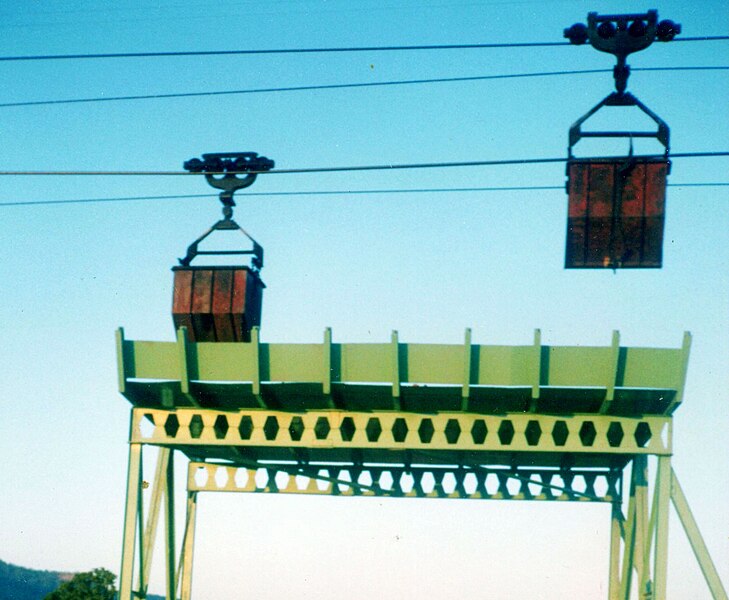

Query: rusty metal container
565,156,668,269
565,90,671,269
172,266,264,342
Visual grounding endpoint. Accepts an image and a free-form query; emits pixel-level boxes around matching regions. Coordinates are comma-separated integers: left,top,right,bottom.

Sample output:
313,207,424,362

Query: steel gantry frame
116,328,726,599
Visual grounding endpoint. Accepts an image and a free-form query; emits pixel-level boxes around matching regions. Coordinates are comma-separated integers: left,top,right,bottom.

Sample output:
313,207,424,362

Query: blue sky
0,1,727,597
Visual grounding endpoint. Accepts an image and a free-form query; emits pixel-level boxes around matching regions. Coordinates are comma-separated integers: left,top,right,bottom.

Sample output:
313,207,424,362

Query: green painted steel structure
116,327,726,600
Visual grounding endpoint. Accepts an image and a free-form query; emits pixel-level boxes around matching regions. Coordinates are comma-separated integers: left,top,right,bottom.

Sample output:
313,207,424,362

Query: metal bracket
180,152,274,269
568,92,670,157
178,220,264,269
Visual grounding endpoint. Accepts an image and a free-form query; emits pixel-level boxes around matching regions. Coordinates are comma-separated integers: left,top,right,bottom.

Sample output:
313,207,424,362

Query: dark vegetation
0,560,163,600
44,568,115,600
0,560,65,600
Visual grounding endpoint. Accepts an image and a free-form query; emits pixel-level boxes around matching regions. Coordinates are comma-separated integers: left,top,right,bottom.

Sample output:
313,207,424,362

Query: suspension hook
178,152,275,269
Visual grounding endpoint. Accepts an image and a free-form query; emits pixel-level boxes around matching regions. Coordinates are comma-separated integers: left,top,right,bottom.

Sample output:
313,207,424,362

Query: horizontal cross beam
187,461,622,502
131,408,672,456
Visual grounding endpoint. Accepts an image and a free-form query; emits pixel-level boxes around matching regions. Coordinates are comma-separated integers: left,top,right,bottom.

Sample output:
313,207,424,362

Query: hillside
0,560,163,600
0,560,66,600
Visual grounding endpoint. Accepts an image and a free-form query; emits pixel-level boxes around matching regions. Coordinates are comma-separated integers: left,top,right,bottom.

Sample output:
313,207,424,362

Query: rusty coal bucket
172,265,264,342
566,156,669,268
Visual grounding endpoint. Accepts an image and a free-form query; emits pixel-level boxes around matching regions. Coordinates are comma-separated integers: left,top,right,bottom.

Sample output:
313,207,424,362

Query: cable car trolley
563,10,680,269
172,152,274,342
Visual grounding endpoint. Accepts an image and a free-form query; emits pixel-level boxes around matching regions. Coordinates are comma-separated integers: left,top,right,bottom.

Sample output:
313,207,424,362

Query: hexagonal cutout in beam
634,422,652,448
444,419,461,444
525,420,542,446
288,416,305,442
552,420,569,446
365,418,382,442
392,418,409,443
418,418,435,444
471,419,488,444
164,414,180,438
497,420,515,445
139,414,156,439
238,415,254,440
340,417,356,442
213,415,229,440
189,414,204,439
579,421,597,447
314,417,331,440
263,416,279,441
606,422,624,448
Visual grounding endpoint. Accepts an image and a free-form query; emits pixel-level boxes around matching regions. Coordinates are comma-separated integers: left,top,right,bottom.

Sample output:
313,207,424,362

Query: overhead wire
0,151,727,177
0,69,611,108
1,182,727,208
0,39,725,206
0,42,568,63
674,36,729,42
0,36,726,62
1,66,726,109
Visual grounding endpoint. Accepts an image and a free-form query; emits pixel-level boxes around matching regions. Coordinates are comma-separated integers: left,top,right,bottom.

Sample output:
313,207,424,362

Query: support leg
138,448,171,597
137,466,146,595
608,503,624,600
165,451,177,600
619,496,636,599
641,467,660,585
651,456,671,600
671,469,728,600
633,456,650,595
620,458,640,600
119,443,143,600
179,491,199,600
